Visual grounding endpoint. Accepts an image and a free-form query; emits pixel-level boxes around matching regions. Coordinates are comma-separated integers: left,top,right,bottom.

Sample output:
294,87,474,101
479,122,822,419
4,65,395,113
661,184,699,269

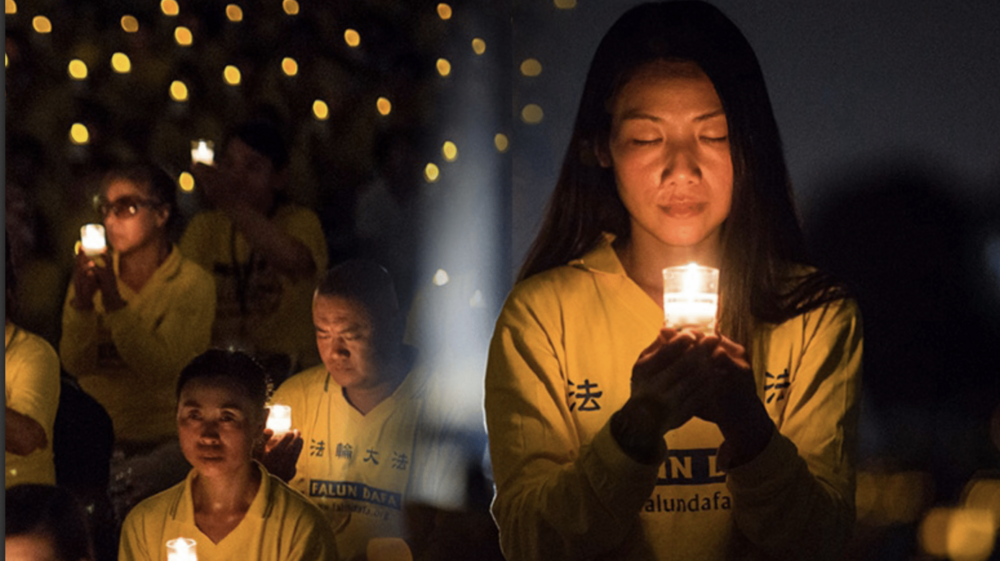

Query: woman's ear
155,206,170,229
593,139,612,168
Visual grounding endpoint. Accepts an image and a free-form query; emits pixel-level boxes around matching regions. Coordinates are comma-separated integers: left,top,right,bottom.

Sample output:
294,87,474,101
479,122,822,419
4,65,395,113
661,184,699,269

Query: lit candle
80,224,106,257
190,139,214,165
662,263,719,331
267,404,292,436
166,537,197,561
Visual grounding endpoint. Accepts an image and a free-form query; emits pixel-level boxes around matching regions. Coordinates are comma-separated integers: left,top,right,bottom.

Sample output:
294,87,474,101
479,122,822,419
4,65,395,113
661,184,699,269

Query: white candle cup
190,139,215,165
663,263,719,331
80,224,106,257
267,404,292,436
166,537,197,561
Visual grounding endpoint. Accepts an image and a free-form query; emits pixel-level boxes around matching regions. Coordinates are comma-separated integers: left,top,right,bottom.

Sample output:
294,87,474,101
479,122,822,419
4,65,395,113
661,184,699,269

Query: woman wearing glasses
59,162,216,516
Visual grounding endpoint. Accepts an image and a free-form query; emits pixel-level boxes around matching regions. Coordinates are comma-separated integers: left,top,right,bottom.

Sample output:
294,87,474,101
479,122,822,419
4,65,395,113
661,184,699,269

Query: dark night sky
510,0,1000,270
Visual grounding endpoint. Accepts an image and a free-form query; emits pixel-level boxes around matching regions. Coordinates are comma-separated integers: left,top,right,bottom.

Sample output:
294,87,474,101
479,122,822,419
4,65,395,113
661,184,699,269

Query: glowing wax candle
166,537,197,561
190,139,214,165
80,224,106,257
267,404,292,436
662,263,719,331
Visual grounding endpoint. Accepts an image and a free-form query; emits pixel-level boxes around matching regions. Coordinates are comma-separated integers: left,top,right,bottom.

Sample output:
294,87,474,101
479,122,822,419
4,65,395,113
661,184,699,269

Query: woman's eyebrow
693,109,726,122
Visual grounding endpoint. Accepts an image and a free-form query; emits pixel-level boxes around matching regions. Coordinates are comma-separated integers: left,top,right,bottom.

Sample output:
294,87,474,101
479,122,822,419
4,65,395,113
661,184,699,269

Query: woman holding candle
59,162,217,513
118,349,339,561
484,2,862,560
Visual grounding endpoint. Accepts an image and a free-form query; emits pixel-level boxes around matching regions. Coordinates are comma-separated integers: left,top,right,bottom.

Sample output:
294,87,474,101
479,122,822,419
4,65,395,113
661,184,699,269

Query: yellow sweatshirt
60,246,215,444
5,323,61,487
485,236,862,561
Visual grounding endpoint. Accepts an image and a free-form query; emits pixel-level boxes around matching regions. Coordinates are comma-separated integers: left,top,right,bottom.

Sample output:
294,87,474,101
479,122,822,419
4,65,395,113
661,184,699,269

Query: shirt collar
567,232,627,276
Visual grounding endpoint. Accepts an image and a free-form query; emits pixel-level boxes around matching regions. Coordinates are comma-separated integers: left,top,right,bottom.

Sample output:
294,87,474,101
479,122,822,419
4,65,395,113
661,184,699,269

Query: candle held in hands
663,263,719,331
166,537,197,561
267,404,292,436
80,224,106,257
190,139,214,166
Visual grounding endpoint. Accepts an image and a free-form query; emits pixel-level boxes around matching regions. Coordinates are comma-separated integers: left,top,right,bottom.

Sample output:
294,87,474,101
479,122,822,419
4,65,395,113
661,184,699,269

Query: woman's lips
662,202,706,218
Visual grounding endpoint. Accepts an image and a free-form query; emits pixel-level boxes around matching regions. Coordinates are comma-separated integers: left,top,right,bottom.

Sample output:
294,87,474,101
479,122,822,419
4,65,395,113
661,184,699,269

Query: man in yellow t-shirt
266,260,467,561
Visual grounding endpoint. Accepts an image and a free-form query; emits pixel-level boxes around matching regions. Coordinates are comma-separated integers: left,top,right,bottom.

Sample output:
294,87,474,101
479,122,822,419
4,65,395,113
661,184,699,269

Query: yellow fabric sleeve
5,324,62,487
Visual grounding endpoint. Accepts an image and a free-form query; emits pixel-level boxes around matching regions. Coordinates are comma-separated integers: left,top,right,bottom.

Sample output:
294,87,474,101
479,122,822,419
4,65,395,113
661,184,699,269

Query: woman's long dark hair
519,0,846,343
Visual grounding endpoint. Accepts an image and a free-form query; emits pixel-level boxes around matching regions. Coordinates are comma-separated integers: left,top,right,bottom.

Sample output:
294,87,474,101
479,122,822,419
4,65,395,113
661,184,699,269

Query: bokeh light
520,58,542,77
433,269,450,286
424,163,440,183
223,65,241,86
175,26,193,46
948,509,996,561
121,15,139,33
169,80,189,102
281,57,298,77
226,4,243,22
436,58,452,77
963,478,1000,526
437,3,452,20
6,0,16,15
494,133,509,153
283,0,299,16
376,97,392,116
111,53,131,74
312,100,329,121
344,29,361,48
442,141,458,162
69,123,90,145
554,0,577,8
32,16,52,34
178,172,195,193
160,0,179,16
472,38,486,55
67,59,88,80
521,104,544,124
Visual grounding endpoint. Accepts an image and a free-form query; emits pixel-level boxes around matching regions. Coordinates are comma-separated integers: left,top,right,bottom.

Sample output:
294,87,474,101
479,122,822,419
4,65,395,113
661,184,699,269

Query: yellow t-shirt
272,363,466,561
5,323,61,487
60,245,216,444
179,205,328,370
485,235,863,561
119,462,339,561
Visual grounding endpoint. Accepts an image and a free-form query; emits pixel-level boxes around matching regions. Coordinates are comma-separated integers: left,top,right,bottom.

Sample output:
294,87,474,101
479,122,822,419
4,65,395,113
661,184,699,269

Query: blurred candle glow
190,140,214,165
662,263,719,331
80,225,106,256
166,537,197,561
267,405,292,435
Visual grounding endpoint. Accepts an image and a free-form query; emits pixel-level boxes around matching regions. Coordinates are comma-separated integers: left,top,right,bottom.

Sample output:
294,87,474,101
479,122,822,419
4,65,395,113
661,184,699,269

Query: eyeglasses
95,196,161,218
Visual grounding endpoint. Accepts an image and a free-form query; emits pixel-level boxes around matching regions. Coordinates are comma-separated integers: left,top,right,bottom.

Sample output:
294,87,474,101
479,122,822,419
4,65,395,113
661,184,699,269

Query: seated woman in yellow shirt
59,162,216,513
119,349,339,561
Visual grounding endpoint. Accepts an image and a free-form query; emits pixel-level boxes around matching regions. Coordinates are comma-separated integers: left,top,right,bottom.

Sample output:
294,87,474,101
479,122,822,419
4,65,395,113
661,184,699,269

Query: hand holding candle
166,537,197,561
190,139,215,166
663,263,719,332
267,404,292,436
80,224,106,257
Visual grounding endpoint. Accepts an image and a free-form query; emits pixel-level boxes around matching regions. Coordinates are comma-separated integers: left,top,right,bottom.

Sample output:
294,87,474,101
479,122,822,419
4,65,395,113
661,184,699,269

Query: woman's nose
660,144,702,186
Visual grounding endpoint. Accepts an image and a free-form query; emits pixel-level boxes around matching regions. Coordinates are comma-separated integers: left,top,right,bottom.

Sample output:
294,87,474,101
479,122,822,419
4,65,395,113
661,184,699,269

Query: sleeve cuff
725,430,801,493
581,421,662,515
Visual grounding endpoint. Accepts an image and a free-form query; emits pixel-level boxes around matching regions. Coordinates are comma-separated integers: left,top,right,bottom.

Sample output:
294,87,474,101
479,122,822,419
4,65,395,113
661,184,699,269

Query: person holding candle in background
6,235,62,489
263,260,469,561
180,117,329,386
119,349,339,561
59,162,217,514
484,2,862,560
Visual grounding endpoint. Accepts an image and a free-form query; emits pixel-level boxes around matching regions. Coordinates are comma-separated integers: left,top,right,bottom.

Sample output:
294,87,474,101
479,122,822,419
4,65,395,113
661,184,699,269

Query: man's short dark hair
316,259,402,344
